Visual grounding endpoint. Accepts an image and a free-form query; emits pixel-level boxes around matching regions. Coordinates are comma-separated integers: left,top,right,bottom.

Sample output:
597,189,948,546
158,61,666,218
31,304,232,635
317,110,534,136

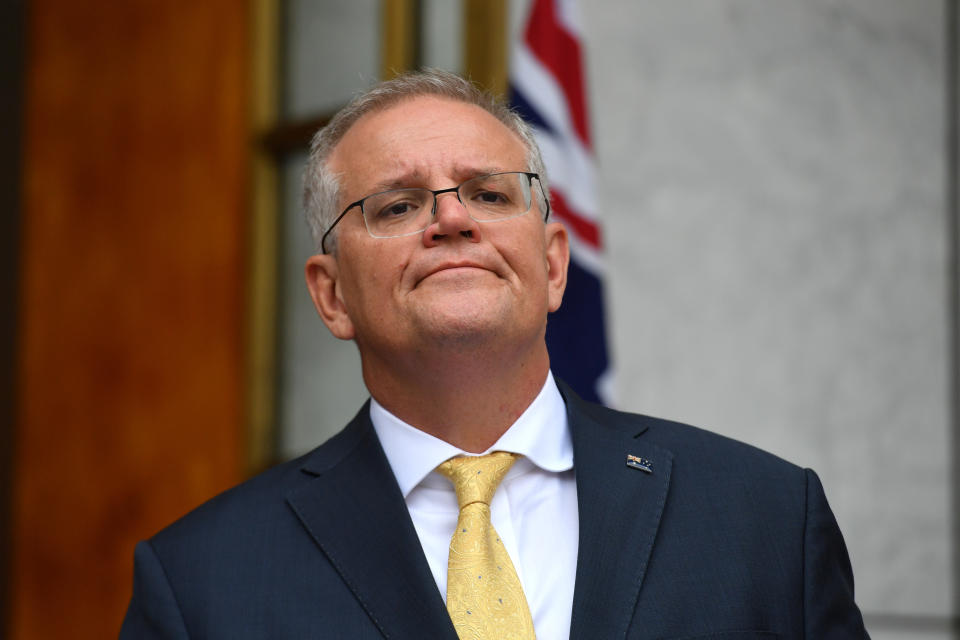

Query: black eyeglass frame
319,171,550,254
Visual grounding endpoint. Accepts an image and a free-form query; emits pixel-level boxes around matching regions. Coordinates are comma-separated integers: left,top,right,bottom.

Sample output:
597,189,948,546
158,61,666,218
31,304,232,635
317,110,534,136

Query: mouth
416,262,493,286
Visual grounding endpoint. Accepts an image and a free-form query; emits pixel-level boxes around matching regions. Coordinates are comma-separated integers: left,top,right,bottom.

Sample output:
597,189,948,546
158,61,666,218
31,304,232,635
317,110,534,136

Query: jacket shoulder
566,388,806,483
149,401,373,550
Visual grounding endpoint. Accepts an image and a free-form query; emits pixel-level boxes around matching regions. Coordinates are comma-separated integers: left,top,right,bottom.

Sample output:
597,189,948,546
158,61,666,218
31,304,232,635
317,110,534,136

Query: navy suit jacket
121,384,869,639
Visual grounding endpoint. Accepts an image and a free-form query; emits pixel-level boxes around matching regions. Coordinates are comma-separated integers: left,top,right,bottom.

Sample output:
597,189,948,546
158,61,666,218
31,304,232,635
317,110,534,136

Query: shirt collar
370,371,572,498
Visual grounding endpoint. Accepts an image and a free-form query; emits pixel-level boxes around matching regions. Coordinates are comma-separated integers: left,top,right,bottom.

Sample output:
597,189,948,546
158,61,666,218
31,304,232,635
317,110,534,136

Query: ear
544,221,569,313
305,254,356,340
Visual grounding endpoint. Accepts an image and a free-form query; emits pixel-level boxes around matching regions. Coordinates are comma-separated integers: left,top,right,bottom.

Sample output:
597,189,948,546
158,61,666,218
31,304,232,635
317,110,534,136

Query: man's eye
375,201,415,219
474,190,509,205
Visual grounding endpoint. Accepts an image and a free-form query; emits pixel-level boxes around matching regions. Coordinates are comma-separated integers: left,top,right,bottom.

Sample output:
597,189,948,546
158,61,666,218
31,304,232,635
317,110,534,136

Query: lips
414,260,495,286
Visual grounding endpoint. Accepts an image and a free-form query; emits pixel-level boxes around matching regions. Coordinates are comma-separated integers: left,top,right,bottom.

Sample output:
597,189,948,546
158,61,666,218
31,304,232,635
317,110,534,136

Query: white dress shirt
370,371,579,640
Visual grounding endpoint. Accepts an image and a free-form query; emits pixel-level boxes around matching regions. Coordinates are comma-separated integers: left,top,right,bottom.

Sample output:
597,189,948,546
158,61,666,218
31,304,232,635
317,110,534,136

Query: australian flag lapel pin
626,454,653,474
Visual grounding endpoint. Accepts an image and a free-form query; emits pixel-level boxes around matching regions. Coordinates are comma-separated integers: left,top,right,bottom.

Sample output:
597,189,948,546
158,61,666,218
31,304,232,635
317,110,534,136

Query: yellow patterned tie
436,451,536,640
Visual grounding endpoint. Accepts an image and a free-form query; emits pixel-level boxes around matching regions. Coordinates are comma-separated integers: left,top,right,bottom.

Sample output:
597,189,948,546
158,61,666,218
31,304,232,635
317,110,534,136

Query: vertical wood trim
382,0,421,78
247,0,281,473
464,0,508,96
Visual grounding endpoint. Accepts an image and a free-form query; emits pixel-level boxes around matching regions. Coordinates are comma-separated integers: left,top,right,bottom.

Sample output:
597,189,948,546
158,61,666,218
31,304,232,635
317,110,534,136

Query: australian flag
510,0,613,404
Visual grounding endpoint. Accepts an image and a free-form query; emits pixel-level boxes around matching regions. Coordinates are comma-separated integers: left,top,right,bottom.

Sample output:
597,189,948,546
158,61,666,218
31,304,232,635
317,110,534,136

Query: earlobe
544,222,570,313
305,254,356,340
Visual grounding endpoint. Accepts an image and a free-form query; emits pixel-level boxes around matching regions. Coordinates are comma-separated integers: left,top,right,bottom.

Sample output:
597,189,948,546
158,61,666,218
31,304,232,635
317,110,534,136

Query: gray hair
303,69,550,253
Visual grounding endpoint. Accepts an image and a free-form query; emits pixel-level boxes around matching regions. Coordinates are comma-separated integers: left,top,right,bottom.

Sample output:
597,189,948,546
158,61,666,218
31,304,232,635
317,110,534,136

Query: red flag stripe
524,0,592,149
551,190,602,249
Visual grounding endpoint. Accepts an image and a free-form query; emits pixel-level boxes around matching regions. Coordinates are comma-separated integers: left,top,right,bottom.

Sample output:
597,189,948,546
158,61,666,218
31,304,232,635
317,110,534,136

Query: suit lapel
286,406,458,640
563,386,674,640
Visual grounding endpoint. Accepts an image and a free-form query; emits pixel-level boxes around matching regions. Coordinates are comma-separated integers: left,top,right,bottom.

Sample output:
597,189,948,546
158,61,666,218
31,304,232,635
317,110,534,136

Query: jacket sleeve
802,468,871,639
119,540,190,639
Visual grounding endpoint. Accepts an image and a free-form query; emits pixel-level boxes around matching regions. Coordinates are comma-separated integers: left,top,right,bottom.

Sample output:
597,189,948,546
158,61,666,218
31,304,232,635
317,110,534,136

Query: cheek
338,251,406,315
513,235,550,281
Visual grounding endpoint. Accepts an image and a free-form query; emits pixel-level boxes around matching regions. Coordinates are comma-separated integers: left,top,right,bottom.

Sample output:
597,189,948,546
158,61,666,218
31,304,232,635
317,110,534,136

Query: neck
361,341,551,453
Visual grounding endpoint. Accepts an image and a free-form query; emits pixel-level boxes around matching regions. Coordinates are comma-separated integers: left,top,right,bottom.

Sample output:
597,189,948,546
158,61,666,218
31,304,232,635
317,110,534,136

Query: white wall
578,0,953,635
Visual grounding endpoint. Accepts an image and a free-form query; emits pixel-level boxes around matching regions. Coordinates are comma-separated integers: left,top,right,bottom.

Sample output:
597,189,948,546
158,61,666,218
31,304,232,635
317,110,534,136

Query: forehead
328,96,527,192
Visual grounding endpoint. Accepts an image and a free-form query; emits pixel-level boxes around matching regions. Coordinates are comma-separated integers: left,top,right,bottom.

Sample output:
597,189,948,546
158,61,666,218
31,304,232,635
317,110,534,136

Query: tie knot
436,451,518,509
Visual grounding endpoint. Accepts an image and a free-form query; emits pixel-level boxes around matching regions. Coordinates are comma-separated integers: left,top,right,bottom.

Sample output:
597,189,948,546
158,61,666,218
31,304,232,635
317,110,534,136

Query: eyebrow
370,166,507,192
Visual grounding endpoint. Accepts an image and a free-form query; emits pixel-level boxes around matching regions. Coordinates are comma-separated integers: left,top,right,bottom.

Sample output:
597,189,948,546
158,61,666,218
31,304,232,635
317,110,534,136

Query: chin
424,314,504,342
407,286,543,347
413,303,512,347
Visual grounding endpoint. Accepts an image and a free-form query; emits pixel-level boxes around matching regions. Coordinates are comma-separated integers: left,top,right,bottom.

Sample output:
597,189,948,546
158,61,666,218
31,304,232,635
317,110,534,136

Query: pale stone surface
422,0,463,72
868,628,954,640
278,153,368,458
284,0,379,119
583,0,951,619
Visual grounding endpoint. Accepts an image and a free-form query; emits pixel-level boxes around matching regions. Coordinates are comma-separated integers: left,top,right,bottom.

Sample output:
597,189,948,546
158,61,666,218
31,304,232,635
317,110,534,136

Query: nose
421,190,482,248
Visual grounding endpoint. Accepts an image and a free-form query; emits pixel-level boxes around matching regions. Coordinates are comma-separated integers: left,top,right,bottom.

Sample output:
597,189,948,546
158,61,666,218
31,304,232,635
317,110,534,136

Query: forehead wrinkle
334,96,530,199
372,164,518,193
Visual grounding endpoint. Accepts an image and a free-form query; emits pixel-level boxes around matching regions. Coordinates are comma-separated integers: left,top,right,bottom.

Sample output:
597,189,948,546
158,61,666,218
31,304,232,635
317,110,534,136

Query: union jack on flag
510,0,613,404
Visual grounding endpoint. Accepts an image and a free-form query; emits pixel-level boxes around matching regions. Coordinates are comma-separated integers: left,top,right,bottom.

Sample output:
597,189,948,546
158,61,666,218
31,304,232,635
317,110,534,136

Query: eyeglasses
320,171,549,253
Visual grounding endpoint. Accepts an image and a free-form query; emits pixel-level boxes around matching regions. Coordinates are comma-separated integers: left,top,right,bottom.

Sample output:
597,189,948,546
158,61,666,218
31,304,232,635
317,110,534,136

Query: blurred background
3,0,957,638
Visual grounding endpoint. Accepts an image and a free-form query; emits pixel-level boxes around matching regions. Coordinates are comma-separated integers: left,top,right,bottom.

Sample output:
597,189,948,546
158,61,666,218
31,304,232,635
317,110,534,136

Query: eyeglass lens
361,172,533,239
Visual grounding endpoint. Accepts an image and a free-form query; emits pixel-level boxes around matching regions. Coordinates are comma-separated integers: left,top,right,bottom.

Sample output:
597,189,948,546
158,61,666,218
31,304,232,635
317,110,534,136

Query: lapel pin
626,454,653,473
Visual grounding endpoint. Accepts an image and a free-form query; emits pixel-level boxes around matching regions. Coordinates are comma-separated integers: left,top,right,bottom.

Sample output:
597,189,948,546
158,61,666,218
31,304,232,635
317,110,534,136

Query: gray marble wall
579,0,953,635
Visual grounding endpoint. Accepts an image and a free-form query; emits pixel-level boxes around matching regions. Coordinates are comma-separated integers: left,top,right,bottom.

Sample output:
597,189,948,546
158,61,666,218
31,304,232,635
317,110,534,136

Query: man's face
306,95,568,363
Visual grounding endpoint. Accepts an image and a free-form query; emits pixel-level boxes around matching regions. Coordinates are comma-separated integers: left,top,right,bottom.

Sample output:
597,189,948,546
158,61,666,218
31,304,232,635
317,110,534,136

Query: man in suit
121,70,869,639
